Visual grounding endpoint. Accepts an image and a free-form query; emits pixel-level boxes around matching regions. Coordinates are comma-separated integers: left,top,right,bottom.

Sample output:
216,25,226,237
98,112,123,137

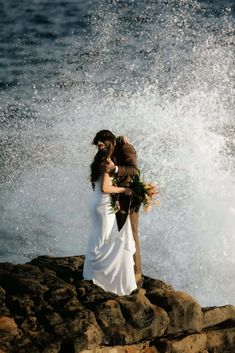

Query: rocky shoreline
0,255,234,353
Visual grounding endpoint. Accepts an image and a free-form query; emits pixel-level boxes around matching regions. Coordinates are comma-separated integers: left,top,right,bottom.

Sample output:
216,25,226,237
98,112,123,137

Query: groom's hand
123,136,130,144
117,136,130,145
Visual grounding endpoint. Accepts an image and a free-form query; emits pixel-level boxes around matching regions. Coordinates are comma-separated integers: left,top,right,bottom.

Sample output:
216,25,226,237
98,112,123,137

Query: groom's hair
93,130,116,145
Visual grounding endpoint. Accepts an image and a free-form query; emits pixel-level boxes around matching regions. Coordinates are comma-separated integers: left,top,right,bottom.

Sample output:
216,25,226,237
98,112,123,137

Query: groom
93,130,142,286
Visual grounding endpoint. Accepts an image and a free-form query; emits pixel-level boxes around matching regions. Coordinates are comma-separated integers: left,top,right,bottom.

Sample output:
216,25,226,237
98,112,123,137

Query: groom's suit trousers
115,143,142,276
130,210,141,275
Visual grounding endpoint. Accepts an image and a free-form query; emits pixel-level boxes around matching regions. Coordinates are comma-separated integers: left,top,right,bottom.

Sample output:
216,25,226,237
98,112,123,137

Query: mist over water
0,0,234,306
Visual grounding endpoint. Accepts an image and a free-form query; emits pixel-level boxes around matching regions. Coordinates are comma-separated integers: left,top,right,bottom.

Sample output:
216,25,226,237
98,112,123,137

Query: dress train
83,179,137,295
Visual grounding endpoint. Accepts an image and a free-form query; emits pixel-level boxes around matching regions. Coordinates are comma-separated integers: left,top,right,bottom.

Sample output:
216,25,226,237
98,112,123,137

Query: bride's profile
83,131,137,295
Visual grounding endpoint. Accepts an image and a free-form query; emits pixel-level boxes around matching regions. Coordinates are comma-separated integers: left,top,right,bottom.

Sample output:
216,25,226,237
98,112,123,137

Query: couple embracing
83,129,142,295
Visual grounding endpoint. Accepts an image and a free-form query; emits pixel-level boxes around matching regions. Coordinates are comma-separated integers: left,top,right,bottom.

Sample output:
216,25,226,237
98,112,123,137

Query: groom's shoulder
121,143,136,155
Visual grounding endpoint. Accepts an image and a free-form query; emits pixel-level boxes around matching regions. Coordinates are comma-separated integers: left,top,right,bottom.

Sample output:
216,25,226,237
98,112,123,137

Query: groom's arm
116,144,139,177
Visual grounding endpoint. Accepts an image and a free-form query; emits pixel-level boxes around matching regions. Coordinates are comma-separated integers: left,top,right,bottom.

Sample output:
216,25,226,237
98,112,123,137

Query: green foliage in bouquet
110,174,159,214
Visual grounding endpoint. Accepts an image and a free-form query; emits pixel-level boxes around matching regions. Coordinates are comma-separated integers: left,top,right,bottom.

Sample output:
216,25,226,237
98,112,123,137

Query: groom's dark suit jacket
114,143,139,231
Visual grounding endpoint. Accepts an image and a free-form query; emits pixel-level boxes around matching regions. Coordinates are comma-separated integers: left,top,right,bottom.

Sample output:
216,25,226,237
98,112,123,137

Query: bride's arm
101,172,127,194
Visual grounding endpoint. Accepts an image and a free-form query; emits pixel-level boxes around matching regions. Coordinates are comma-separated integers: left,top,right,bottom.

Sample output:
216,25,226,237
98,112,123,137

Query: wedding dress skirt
83,179,137,295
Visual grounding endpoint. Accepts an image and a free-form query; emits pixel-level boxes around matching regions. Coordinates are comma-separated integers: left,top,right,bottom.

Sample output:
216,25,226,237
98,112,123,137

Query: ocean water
0,0,234,306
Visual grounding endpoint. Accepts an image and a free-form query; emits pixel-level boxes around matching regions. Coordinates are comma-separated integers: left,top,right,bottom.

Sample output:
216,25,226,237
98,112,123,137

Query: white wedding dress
83,178,137,295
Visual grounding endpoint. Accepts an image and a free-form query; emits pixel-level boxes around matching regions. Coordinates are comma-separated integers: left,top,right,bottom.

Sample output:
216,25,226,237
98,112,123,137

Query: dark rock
74,323,104,352
156,332,208,353
0,263,14,278
202,305,235,329
115,288,169,340
77,279,117,305
94,299,125,329
0,316,19,337
6,295,35,316
45,312,63,327
0,288,9,315
75,342,159,352
29,255,84,284
0,287,6,304
53,308,98,339
0,255,234,353
92,289,169,346
0,305,10,316
206,326,235,352
44,284,78,309
1,264,48,296
143,276,174,295
156,326,235,353
117,289,155,328
31,332,61,353
147,290,203,334
20,315,38,331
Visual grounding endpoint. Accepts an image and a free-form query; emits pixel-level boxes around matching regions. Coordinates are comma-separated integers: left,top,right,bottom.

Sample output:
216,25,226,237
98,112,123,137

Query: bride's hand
124,188,133,196
105,158,115,173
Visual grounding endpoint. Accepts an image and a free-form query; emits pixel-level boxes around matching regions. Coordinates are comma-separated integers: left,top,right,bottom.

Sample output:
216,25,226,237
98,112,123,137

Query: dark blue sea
0,0,234,306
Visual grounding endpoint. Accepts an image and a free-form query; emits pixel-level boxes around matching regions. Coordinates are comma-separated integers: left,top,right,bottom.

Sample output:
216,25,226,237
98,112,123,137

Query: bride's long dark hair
90,133,116,190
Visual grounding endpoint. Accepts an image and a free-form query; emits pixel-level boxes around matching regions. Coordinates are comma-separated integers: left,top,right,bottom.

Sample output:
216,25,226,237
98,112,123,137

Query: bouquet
129,175,160,212
110,175,160,213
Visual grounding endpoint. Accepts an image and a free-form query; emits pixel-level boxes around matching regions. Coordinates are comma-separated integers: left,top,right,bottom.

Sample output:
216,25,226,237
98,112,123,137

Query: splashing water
0,0,234,306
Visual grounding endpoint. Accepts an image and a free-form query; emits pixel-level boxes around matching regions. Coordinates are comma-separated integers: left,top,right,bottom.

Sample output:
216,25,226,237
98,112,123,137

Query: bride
83,133,137,295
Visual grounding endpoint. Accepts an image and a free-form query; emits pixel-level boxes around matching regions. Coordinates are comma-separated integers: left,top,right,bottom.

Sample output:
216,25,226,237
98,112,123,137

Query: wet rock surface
0,255,234,353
